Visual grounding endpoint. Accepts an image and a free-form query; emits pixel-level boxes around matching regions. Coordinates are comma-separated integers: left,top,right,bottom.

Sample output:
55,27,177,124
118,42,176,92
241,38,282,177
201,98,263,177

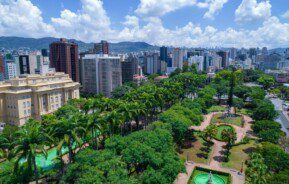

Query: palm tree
103,110,124,137
87,112,102,149
54,113,85,163
203,124,218,142
12,119,52,184
221,128,237,149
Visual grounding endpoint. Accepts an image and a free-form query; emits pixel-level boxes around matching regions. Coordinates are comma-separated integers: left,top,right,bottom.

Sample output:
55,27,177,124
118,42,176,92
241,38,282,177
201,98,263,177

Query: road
270,98,289,137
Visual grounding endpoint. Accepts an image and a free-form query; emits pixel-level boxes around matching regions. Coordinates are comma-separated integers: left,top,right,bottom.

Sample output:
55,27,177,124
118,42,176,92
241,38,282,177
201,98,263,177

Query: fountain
194,172,226,184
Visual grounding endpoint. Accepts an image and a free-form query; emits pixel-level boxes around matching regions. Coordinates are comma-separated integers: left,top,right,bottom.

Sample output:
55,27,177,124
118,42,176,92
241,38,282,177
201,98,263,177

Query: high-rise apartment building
188,55,204,71
5,60,17,80
172,48,184,69
94,40,109,54
81,54,122,97
49,38,79,82
121,55,139,83
216,51,229,68
0,72,80,126
19,55,31,74
0,55,4,81
160,46,168,63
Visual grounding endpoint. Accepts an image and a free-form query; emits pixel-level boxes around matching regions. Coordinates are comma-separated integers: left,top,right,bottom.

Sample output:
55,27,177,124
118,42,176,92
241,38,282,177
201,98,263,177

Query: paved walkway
174,112,253,184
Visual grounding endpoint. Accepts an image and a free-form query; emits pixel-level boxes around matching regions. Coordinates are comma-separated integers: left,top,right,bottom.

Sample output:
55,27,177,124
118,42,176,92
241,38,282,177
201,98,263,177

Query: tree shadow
243,147,256,154
213,156,226,162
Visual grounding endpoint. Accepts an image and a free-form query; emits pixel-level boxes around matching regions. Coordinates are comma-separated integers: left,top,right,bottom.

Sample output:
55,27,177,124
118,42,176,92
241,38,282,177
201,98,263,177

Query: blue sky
1,0,289,48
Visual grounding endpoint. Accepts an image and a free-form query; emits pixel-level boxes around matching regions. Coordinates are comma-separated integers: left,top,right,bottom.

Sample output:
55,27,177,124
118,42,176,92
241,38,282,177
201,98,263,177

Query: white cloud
282,10,289,19
0,0,55,37
135,0,227,19
123,15,139,27
203,0,229,19
0,0,289,48
51,0,114,42
135,0,198,17
119,15,289,48
235,0,271,22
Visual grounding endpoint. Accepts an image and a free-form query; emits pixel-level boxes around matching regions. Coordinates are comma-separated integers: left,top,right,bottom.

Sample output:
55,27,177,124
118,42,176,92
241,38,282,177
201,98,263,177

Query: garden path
174,111,254,184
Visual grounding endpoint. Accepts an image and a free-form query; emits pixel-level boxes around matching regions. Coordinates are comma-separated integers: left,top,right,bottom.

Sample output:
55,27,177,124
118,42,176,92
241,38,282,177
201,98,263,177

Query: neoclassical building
0,72,80,126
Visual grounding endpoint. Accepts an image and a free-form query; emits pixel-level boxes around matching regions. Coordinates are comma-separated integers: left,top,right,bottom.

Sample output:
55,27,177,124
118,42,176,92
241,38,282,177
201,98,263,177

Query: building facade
0,72,80,126
216,51,229,68
49,38,79,82
0,55,4,81
172,48,184,69
81,54,122,97
5,60,17,80
121,55,139,83
94,40,109,54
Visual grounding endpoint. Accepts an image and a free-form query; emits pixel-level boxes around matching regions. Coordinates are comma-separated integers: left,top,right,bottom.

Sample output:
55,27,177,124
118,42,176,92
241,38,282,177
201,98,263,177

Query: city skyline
0,0,289,48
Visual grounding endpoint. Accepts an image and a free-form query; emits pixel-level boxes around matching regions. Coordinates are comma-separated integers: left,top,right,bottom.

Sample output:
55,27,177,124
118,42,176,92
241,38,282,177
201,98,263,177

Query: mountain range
0,36,158,53
0,36,287,54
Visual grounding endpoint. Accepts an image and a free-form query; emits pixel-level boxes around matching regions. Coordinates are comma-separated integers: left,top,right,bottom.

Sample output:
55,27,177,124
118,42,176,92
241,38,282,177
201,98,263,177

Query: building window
50,97,53,103
55,96,58,102
23,102,26,108
24,110,27,115
27,101,30,107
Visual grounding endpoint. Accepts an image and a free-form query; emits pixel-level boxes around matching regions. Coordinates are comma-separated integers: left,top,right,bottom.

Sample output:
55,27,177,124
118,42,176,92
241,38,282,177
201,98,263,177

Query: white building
172,48,184,69
188,56,204,71
81,54,122,97
5,61,17,80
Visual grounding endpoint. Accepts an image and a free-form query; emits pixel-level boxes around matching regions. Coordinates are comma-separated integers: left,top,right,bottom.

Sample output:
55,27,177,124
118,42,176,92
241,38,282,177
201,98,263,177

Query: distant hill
0,36,158,53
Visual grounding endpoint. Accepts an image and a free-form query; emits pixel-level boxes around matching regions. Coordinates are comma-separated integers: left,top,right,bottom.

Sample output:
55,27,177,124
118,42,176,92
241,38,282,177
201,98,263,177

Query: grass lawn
222,140,257,171
238,108,252,116
215,125,235,141
189,167,230,184
207,105,226,113
211,113,243,127
178,134,213,164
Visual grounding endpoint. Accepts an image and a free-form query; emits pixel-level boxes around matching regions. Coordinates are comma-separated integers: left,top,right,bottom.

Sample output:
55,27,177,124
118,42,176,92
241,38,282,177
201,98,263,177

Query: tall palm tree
103,110,124,137
12,119,52,184
54,113,85,163
87,112,102,149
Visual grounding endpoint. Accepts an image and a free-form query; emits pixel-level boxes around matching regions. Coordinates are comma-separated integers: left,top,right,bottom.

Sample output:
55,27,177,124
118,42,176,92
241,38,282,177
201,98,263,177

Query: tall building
0,72,80,126
5,60,17,80
94,40,109,54
188,55,204,71
0,55,4,81
146,53,160,74
262,47,268,56
121,55,139,83
49,38,79,82
172,48,184,69
216,51,229,68
19,55,31,74
81,54,122,97
229,48,237,60
160,46,168,63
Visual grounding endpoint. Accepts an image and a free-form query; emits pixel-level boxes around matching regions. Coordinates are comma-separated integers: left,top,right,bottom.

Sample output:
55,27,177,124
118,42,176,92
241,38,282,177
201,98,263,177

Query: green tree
111,85,133,99
258,142,289,172
258,74,275,90
252,100,278,121
221,128,237,149
87,112,102,149
233,98,244,113
246,153,268,184
203,124,218,142
12,120,52,184
53,107,85,163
